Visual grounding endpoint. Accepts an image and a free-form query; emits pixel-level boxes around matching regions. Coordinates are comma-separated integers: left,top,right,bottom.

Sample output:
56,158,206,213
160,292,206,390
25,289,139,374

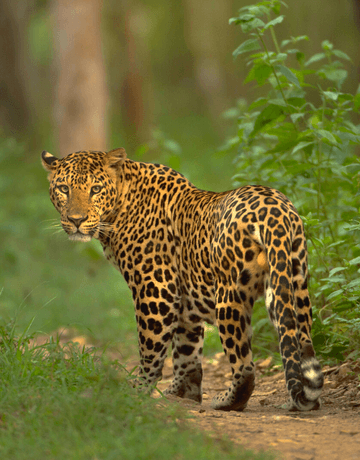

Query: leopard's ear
105,148,127,168
41,151,59,172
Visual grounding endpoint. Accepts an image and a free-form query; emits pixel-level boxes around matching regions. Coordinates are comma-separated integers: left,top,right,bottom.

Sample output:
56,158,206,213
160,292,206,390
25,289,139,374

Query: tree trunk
52,0,108,157
183,0,235,123
0,1,32,136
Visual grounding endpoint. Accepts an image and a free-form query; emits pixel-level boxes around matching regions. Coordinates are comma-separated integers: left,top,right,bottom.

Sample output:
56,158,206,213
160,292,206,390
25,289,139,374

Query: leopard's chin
68,232,92,242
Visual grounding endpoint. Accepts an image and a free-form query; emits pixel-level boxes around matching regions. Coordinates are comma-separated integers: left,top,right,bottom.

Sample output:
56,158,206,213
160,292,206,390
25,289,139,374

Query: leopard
41,147,324,411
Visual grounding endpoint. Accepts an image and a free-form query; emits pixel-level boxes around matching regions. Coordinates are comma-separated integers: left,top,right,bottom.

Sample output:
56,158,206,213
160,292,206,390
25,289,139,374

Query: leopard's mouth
68,232,92,242
61,220,96,242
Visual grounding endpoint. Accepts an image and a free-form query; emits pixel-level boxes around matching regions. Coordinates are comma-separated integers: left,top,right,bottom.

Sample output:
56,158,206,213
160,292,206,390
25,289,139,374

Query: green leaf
318,66,347,84
246,5,269,16
241,17,266,33
286,48,300,55
274,53,287,62
349,256,360,265
263,15,284,30
234,13,254,22
337,130,360,145
323,91,338,101
286,162,316,175
248,97,268,110
329,267,348,276
296,51,305,65
322,40,333,51
333,49,352,61
326,289,344,300
268,98,287,107
245,63,272,86
229,17,242,25
230,12,260,26
354,93,360,111
317,129,339,144
305,53,326,66
294,35,309,42
346,278,360,289
267,139,300,154
290,113,305,123
233,39,261,58
251,104,284,137
287,97,306,108
281,36,309,47
270,1,283,15
266,122,297,140
338,93,354,103
275,65,301,88
292,141,313,154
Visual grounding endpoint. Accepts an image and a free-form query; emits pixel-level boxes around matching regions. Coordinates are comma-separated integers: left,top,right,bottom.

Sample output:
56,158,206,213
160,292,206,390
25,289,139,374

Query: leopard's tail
264,213,323,411
292,357,323,410
290,219,323,410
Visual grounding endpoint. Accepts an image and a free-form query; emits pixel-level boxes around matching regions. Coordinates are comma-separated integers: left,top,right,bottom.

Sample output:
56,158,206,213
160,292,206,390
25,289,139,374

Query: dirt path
156,354,360,460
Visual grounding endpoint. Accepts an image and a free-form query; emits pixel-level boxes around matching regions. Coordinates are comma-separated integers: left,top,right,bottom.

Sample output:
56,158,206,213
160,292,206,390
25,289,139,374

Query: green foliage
224,0,360,362
0,319,275,460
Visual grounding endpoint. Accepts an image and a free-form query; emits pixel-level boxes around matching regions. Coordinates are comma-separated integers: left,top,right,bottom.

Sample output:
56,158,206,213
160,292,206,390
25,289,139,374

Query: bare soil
156,354,360,460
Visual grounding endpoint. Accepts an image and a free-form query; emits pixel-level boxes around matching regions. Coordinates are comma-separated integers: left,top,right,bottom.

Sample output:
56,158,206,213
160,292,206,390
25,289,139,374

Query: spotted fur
41,148,324,411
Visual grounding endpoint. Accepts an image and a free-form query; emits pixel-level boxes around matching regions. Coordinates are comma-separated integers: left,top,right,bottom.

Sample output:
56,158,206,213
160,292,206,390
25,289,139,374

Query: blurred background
0,0,359,355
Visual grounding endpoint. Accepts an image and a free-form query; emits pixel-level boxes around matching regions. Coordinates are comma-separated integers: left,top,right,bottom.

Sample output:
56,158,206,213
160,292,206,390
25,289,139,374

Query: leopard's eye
58,184,69,194
91,185,103,195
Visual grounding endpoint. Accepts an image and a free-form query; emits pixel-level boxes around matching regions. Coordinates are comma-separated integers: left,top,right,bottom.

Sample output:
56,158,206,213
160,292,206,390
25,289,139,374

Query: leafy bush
222,0,360,362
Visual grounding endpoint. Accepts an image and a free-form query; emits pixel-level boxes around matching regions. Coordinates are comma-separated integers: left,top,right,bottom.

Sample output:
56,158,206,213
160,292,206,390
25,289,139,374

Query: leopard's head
41,148,126,242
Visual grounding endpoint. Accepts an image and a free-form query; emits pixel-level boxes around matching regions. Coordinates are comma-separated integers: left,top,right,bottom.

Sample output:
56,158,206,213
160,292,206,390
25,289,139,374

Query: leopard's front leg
163,320,204,402
132,281,180,389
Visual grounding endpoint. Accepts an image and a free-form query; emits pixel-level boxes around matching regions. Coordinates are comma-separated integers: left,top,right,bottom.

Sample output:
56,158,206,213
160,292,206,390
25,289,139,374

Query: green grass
0,321,276,460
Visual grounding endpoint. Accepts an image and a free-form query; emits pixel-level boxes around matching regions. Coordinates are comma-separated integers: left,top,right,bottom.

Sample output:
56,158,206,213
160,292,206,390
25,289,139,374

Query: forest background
1,0,360,457
1,0,360,365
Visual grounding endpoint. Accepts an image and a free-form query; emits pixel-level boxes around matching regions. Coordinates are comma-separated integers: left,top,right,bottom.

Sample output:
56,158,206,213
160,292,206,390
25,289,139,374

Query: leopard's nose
68,215,88,228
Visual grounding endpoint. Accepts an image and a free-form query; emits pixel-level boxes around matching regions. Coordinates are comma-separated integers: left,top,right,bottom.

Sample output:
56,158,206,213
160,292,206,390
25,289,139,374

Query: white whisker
44,224,63,231
40,217,59,224
52,229,66,236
